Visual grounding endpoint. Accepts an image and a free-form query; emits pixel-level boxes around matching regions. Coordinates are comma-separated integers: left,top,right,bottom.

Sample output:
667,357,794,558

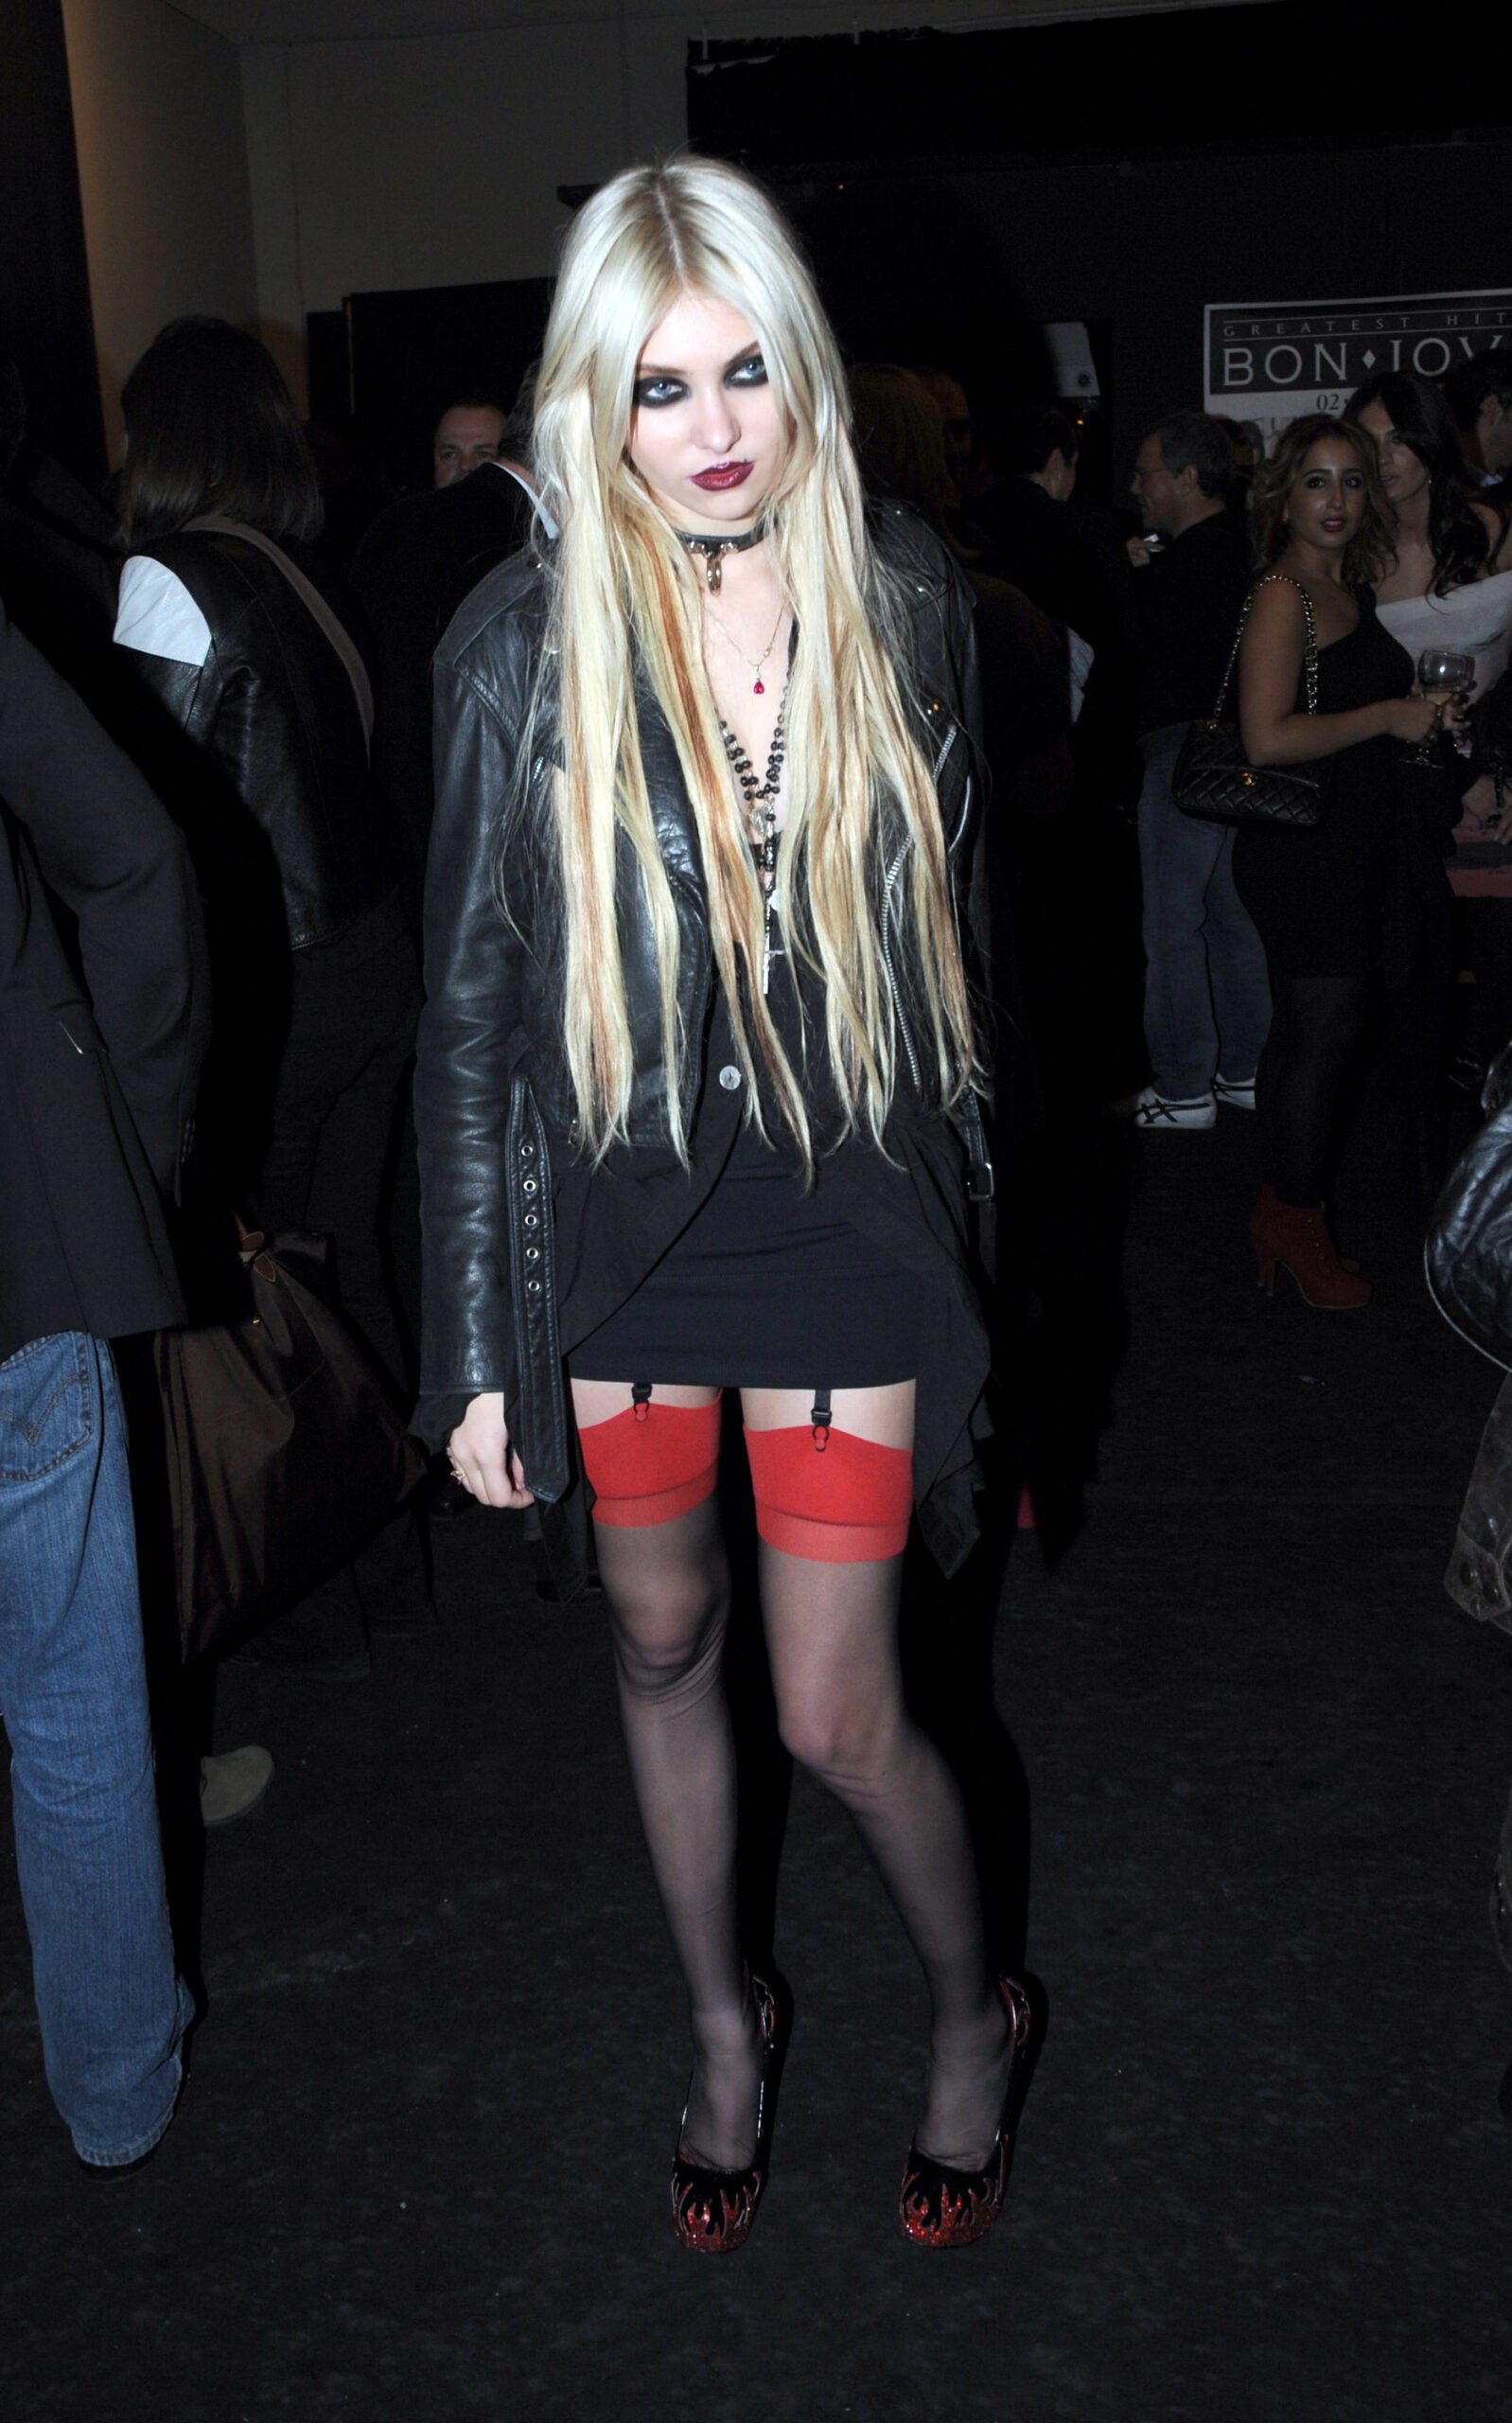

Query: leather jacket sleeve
114,536,392,954
415,646,528,1421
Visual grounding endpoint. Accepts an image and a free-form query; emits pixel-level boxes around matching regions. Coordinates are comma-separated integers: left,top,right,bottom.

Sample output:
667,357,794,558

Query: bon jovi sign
1204,290,1512,444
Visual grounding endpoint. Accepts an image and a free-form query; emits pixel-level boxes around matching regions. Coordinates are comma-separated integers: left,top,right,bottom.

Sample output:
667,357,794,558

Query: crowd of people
3,151,1511,2233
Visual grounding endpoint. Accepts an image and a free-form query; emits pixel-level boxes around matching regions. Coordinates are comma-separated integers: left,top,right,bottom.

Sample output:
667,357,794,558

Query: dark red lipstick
691,461,754,491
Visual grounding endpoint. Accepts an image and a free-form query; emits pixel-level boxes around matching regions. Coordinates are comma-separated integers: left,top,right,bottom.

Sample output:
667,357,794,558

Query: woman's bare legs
571,1378,761,2171
745,1383,1013,2167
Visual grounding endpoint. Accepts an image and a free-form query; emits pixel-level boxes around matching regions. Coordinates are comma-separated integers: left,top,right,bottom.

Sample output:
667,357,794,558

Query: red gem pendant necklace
704,598,788,696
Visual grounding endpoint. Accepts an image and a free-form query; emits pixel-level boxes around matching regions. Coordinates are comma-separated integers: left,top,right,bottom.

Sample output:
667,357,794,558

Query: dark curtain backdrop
688,6,1512,494
0,0,104,484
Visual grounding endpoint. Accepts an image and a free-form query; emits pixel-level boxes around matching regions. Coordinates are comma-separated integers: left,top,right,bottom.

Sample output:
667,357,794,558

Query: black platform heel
671,1974,784,2253
897,1976,1034,2249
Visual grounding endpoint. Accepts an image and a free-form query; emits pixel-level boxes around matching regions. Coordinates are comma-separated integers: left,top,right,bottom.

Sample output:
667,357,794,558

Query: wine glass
1411,647,1475,766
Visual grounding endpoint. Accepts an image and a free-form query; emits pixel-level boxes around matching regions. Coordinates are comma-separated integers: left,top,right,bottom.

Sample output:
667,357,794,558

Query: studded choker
673,519,767,592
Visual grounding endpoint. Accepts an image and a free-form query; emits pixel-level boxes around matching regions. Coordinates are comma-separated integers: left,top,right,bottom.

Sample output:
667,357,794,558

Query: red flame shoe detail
671,1975,783,2254
897,1977,1033,2249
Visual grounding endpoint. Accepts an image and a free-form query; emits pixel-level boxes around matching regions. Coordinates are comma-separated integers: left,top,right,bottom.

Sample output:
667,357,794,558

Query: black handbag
155,1225,427,1661
1427,1046,1512,1632
1172,573,1324,830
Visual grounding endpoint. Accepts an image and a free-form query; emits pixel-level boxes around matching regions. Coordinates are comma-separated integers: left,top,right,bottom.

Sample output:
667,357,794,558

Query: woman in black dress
417,159,1028,2251
1234,415,1456,1304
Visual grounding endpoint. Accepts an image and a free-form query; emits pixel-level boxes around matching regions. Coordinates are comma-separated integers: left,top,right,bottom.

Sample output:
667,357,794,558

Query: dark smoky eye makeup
727,352,767,386
633,374,687,408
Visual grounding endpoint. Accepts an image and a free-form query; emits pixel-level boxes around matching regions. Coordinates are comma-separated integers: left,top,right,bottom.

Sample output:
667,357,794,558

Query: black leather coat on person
416,505,993,1577
116,529,397,962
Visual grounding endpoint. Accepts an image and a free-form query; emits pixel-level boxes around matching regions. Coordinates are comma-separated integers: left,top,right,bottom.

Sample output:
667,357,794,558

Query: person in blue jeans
0,596,205,2169
1127,413,1272,1130
1,1336,194,2167
1136,725,1274,1123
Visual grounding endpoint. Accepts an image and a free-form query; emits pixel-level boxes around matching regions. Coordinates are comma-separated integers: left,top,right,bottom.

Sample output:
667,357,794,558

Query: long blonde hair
524,154,975,1166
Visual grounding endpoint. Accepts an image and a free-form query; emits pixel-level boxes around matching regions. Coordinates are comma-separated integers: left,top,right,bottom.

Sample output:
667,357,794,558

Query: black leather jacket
117,529,396,956
416,506,987,1505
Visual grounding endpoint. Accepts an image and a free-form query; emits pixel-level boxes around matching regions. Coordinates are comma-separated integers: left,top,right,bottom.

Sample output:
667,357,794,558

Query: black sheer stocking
592,1502,1014,2170
757,1541,1012,2167
1256,973,1375,1205
589,1494,762,2171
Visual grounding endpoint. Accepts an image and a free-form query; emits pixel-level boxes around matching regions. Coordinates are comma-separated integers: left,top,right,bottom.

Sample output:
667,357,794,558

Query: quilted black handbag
1171,573,1324,830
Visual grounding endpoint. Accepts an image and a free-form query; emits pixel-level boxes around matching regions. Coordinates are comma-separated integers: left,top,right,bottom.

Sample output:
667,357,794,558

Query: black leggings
1256,973,1375,1205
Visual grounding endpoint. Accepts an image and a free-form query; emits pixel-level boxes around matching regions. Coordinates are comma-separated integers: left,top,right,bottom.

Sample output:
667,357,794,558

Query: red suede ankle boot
1250,1189,1371,1309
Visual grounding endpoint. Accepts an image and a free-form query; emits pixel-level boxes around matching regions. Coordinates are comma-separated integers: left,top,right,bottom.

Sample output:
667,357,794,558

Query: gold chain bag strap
1170,572,1324,830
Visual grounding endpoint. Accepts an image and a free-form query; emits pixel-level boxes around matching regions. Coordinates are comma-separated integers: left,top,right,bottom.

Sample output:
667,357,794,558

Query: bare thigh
571,1378,722,1426
740,1380,915,1449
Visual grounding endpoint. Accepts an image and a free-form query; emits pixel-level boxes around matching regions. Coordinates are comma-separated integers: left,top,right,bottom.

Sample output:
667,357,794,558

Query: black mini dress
1232,590,1415,978
569,1111,921,1388
568,939,922,1389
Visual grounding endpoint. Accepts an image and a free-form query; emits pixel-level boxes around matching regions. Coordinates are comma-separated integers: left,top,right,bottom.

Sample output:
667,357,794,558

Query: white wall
62,0,260,460
248,18,687,313
70,0,1201,416
238,0,1099,329
238,13,688,334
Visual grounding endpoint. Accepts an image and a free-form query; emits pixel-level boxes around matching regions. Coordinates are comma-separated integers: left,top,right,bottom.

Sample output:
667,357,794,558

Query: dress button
718,1065,742,1091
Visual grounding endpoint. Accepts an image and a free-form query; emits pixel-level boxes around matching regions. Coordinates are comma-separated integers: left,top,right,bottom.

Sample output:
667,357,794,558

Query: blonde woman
416,158,1029,2253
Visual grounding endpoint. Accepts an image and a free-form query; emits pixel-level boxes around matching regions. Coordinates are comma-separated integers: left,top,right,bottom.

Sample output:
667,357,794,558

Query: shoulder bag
185,513,375,757
1171,572,1324,830
155,1222,426,1661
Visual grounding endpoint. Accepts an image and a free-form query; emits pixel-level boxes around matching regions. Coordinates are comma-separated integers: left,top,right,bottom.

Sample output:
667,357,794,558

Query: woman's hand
1385,694,1445,745
1456,772,1504,841
1387,693,1469,748
448,1392,535,1510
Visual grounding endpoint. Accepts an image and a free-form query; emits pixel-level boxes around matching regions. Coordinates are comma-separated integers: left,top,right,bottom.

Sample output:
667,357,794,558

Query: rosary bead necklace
718,696,787,996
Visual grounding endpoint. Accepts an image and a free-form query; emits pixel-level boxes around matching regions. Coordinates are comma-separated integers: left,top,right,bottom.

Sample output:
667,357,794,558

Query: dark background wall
0,0,103,483
330,278,552,491
690,7,1512,496
761,139,1512,489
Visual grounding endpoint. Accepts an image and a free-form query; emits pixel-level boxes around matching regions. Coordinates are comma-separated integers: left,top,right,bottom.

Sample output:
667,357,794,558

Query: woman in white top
1349,371,1512,1091
1350,371,1512,693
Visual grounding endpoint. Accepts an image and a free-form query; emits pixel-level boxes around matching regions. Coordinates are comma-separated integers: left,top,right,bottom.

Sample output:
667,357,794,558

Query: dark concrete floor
5,1100,1511,2422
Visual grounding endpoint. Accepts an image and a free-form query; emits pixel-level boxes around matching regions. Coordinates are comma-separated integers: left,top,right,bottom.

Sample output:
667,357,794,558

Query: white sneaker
1214,1072,1257,1111
1134,1086,1217,1131
200,1745,274,1827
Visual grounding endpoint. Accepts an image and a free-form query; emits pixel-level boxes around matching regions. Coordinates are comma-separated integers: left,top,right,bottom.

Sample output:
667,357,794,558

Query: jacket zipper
882,845,923,1092
883,721,967,1095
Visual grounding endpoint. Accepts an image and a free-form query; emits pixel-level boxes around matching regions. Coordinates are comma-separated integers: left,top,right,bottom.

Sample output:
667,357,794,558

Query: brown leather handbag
155,1225,426,1661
